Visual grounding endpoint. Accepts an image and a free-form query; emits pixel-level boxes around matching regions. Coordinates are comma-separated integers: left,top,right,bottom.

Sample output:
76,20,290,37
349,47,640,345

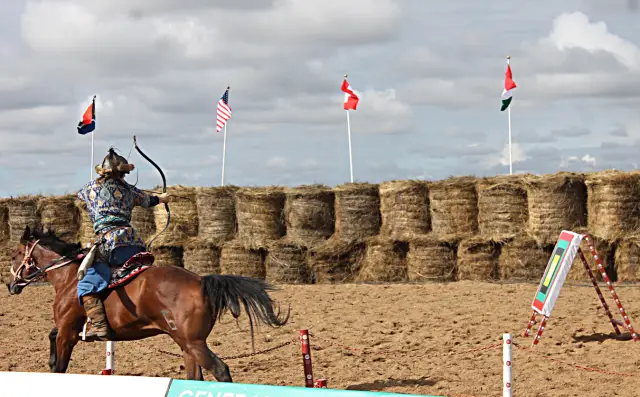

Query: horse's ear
21,225,31,244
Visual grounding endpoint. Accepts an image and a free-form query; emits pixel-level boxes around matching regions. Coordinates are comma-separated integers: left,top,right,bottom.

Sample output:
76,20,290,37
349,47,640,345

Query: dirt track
1,281,640,397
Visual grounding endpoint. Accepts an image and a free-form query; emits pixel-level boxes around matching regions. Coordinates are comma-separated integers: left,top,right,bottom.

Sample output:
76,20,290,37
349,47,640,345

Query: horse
5,225,290,381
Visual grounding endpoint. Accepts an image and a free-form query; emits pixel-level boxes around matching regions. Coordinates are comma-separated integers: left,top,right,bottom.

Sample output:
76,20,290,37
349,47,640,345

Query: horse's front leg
54,325,80,373
48,327,58,372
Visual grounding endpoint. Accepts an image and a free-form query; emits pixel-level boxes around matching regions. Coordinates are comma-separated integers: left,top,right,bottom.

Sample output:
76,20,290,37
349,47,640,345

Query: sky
1,0,640,197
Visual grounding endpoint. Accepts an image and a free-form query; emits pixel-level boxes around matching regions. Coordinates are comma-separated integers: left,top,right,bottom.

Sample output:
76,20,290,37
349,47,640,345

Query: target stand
523,230,638,346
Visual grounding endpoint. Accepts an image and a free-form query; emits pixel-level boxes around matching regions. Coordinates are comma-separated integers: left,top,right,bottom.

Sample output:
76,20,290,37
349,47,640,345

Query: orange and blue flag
77,96,96,135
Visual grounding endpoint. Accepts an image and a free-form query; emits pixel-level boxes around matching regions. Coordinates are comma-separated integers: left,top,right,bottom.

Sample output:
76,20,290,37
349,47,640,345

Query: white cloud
487,142,528,168
266,156,288,168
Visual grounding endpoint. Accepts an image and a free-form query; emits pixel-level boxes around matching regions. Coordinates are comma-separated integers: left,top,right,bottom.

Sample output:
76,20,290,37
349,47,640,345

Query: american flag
216,87,232,132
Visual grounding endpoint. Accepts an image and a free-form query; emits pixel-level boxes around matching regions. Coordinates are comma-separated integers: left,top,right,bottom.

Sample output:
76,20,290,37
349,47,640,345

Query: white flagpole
90,132,94,180
346,110,354,183
221,123,227,186
507,55,513,175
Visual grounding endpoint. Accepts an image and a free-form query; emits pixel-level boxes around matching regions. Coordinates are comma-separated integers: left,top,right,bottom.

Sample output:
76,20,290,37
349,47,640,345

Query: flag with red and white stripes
341,78,359,110
216,87,232,132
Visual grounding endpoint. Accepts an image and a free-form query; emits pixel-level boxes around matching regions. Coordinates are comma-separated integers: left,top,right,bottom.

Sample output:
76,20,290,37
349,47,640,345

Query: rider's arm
131,186,160,208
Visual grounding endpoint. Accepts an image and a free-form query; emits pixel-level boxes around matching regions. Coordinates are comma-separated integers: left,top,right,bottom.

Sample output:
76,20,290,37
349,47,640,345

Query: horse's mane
27,226,86,257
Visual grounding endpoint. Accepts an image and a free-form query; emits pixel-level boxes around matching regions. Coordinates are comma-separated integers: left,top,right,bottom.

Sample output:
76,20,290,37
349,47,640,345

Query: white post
90,132,95,180
346,110,354,183
503,333,512,397
105,341,115,374
221,123,227,186
507,56,513,175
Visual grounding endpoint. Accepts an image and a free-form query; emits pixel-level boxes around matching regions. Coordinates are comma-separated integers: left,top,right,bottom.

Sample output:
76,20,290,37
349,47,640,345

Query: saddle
107,251,155,289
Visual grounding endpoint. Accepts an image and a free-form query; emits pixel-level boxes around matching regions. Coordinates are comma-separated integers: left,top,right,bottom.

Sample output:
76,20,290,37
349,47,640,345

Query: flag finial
344,74,348,78
506,55,511,60
227,86,230,90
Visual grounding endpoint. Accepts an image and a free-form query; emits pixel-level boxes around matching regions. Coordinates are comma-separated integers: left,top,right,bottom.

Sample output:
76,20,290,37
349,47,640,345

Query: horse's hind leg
183,351,204,381
182,340,232,383
48,327,58,372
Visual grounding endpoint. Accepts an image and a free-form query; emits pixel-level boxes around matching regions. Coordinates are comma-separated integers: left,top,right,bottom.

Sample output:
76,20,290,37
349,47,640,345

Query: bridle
10,239,84,288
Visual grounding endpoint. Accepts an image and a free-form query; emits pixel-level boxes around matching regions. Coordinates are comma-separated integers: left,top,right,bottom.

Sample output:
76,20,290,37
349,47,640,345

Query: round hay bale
524,172,587,245
153,185,199,246
427,176,478,240
498,237,551,281
0,199,9,244
7,196,41,244
220,239,265,279
235,187,286,249
614,238,640,282
0,242,11,285
37,195,80,243
265,240,312,284
151,243,184,268
356,237,408,282
308,238,364,284
195,186,238,244
585,170,640,241
183,237,221,276
284,185,334,247
74,199,95,247
334,183,380,242
406,236,456,282
476,175,528,240
379,180,430,240
131,206,156,243
457,237,499,281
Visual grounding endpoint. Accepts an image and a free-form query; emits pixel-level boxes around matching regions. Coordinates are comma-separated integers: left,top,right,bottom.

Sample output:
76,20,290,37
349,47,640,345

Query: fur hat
95,148,134,177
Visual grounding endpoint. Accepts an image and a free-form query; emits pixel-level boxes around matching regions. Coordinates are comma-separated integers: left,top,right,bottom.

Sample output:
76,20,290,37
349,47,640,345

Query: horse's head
6,225,39,295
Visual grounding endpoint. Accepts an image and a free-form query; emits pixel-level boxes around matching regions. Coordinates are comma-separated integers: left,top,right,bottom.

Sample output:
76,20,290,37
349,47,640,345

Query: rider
76,148,169,340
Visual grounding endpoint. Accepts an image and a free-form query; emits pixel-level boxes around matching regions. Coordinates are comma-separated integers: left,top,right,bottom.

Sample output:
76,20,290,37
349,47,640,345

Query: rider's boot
81,294,111,340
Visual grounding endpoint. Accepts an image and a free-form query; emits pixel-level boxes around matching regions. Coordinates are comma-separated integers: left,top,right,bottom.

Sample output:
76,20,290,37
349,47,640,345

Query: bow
133,135,170,249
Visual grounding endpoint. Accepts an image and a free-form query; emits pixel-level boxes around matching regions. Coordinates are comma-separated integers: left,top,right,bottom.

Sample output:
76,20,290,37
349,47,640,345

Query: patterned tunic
77,179,155,256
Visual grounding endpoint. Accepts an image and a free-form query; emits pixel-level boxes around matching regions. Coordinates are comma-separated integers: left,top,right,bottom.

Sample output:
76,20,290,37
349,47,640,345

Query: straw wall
265,239,313,284
476,176,528,240
357,237,408,282
284,185,334,247
38,195,80,243
406,237,456,282
195,186,237,244
153,185,198,245
427,177,478,240
379,180,430,240
183,237,221,275
235,187,285,249
220,239,266,279
498,237,551,281
457,237,499,281
7,196,41,244
334,183,380,242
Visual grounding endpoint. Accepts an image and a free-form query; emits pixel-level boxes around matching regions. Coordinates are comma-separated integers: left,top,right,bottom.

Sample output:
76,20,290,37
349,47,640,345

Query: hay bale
6,196,41,244
235,187,286,249
150,241,184,268
585,170,640,241
379,180,430,240
183,237,220,275
0,242,12,285
566,236,611,282
131,206,156,243
499,237,551,281
457,237,500,281
334,183,381,242
524,172,587,245
614,238,640,282
0,199,9,244
265,239,313,284
476,176,528,240
37,195,80,242
219,239,265,279
74,199,95,247
284,185,334,247
357,237,408,282
308,238,364,284
406,236,457,282
195,186,238,244
153,185,199,245
427,176,478,240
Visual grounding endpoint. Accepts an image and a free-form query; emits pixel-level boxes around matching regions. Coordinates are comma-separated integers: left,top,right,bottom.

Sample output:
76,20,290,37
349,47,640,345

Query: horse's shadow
571,332,633,343
346,377,437,391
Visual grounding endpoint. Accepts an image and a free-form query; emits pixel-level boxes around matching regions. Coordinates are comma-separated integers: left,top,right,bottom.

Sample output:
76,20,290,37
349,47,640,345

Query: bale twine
6,196,41,244
476,176,528,240
379,180,430,240
265,239,312,284
183,237,221,276
219,239,266,279
195,186,238,244
427,177,478,240
131,206,156,243
308,238,364,284
524,172,587,246
235,187,286,249
457,237,500,281
37,195,80,242
406,237,457,282
614,238,640,282
498,237,551,281
356,237,408,282
283,185,334,247
0,199,9,244
585,170,640,241
334,183,381,242
74,199,95,247
153,185,199,246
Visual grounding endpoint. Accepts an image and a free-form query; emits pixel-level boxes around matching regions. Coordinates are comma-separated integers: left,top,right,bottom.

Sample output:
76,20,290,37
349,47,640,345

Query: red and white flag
341,78,359,110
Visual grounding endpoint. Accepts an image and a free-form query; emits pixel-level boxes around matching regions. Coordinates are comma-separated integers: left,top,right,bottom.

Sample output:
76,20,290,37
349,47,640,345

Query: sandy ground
1,281,640,397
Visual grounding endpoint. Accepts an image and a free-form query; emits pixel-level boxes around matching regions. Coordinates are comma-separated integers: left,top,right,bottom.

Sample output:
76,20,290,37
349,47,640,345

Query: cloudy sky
1,0,639,196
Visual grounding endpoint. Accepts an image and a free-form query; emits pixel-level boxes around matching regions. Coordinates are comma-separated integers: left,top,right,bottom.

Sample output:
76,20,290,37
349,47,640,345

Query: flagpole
344,74,354,183
221,123,227,186
90,132,94,180
507,55,513,175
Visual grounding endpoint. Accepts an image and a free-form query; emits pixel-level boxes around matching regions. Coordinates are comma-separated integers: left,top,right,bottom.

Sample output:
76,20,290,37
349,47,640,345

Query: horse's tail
201,274,290,349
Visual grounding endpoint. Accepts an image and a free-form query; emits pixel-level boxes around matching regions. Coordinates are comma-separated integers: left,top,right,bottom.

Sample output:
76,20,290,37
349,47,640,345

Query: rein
11,240,85,288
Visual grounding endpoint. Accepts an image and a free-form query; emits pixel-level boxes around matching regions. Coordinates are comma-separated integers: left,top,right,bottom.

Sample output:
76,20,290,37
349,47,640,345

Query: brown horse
5,225,289,381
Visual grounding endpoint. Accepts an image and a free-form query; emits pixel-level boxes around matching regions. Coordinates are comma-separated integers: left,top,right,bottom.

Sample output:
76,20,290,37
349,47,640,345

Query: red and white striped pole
99,341,115,375
503,334,512,397
300,330,314,387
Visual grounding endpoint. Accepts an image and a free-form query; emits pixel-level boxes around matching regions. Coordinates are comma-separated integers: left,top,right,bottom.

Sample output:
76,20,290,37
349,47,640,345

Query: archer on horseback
76,147,169,340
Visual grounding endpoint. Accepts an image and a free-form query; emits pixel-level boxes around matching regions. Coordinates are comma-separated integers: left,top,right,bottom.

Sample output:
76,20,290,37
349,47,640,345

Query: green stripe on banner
166,380,447,397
